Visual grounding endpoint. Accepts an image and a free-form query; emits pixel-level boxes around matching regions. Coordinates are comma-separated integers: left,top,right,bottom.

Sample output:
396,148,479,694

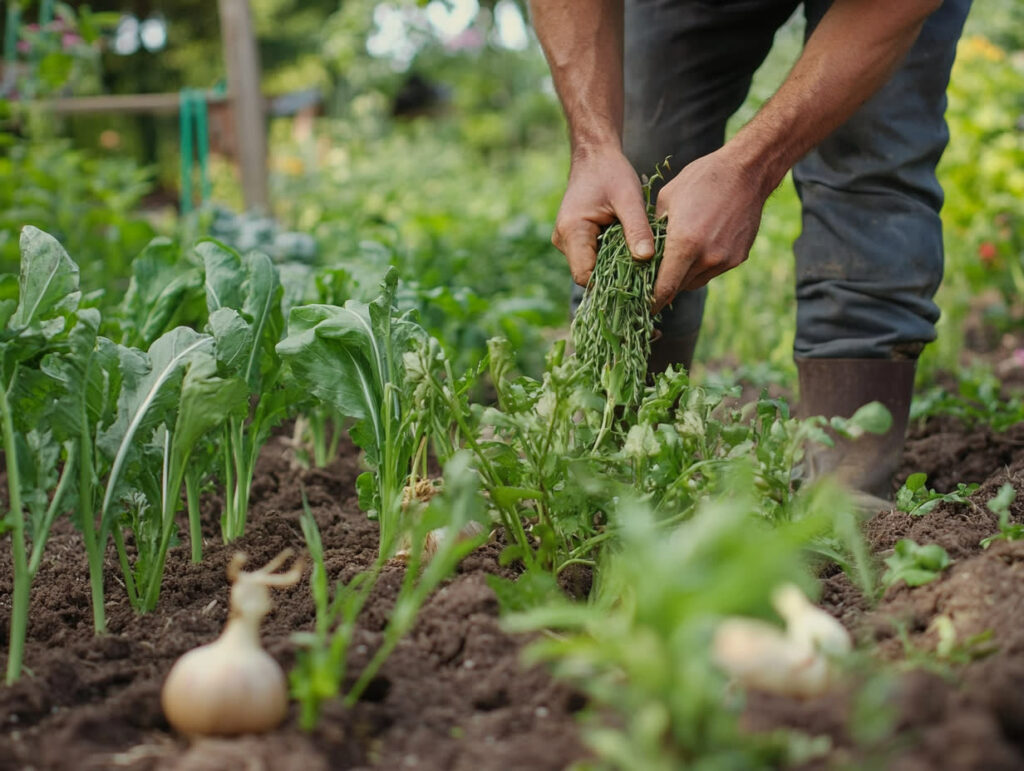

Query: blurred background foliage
0,0,1022,381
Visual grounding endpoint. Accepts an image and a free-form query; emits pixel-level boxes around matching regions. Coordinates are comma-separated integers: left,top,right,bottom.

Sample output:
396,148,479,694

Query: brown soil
0,436,585,771
746,424,1024,770
3,406,1024,770
899,416,1024,494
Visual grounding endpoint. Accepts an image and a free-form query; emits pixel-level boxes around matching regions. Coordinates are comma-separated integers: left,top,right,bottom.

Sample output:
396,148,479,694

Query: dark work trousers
570,0,972,360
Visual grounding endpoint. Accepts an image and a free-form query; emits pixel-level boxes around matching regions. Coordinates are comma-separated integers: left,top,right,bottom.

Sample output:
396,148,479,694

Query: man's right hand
552,145,655,287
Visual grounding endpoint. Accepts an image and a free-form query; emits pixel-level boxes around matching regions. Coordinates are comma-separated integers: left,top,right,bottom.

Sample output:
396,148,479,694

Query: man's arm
651,0,942,311
530,0,653,287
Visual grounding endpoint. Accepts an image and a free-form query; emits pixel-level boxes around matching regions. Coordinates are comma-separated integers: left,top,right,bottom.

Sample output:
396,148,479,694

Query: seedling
980,483,1022,548
881,539,952,590
895,473,977,517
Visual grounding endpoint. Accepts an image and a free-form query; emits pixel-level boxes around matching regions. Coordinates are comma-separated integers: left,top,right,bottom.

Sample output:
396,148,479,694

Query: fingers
652,224,700,314
611,189,655,261
680,264,725,291
553,219,600,286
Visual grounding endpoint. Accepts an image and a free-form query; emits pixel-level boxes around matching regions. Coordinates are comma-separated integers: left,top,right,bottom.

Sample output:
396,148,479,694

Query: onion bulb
712,583,852,698
161,549,304,735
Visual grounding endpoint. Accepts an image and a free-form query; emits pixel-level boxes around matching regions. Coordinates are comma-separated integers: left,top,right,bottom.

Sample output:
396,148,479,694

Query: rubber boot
796,358,916,510
648,330,700,378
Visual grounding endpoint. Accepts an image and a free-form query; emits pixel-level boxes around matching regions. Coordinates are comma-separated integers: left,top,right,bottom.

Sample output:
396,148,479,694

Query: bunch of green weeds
571,165,667,407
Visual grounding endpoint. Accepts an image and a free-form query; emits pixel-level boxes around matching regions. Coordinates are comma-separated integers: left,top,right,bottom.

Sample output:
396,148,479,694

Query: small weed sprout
881,539,953,590
980,483,1022,548
895,473,978,517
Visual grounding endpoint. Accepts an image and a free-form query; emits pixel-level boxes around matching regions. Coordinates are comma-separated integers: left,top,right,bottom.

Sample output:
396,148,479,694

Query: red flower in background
978,241,998,264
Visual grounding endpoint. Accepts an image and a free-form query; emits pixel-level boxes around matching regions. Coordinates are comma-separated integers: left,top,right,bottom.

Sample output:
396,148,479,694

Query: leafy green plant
277,268,425,557
0,228,83,682
111,238,206,350
980,482,1022,548
882,540,953,590
97,327,231,611
200,240,292,542
910,366,1024,432
0,140,156,286
895,473,978,517
504,472,852,771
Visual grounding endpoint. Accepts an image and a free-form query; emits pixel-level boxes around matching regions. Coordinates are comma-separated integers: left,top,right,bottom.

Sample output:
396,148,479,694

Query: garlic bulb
712,583,851,698
395,478,487,562
162,549,304,736
713,618,830,698
771,583,852,657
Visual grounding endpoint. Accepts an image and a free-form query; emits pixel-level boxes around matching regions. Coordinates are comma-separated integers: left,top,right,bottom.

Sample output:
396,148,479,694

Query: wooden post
218,0,270,212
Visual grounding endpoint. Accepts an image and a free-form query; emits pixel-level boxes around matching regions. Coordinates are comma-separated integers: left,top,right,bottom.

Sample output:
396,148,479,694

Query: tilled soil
0,437,585,771
747,417,1024,770
2,414,1024,770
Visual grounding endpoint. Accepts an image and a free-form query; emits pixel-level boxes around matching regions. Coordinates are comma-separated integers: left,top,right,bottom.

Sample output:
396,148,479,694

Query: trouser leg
793,0,972,502
793,0,973,360
570,0,800,371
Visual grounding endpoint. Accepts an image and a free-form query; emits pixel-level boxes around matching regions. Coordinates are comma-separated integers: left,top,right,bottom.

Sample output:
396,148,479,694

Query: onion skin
160,550,303,736
161,621,289,735
712,584,852,699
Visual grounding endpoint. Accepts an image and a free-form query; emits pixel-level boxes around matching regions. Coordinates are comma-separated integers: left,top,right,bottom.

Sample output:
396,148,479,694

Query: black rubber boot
796,358,916,508
648,330,700,378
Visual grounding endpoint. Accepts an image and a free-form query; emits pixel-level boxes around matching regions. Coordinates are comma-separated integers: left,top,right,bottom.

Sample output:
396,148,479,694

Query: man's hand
554,146,655,287
652,145,769,313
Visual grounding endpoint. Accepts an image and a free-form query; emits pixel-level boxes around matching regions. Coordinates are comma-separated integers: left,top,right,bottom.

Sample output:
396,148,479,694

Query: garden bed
2,415,1024,770
0,436,584,771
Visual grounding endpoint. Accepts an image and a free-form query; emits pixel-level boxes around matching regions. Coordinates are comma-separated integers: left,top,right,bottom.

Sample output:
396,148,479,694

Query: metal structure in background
1,0,273,213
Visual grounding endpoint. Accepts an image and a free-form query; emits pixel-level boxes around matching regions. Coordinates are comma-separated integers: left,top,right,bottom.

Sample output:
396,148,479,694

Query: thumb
612,191,655,261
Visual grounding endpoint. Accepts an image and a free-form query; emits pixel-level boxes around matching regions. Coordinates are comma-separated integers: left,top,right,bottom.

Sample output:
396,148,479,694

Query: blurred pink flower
978,241,998,263
446,27,484,52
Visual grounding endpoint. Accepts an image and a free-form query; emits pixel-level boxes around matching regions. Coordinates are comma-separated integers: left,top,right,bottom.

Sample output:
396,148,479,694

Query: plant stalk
2,381,29,685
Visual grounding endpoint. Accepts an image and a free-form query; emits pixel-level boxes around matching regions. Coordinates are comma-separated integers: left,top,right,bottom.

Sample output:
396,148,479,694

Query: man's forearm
732,0,941,197
529,0,624,155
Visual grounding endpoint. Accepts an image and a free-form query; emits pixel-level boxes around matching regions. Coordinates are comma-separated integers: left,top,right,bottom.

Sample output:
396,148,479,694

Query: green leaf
171,354,247,463
98,328,215,520
39,308,105,441
199,240,247,315
987,483,1016,516
883,539,952,589
905,473,928,493
116,238,203,348
201,242,283,391
356,471,379,519
207,308,253,374
490,486,544,508
11,227,80,330
848,401,893,435
277,280,423,460
240,251,283,388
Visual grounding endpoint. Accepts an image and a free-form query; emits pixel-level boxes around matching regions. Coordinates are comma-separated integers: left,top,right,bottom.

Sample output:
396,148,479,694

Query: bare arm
530,0,623,152
652,0,942,310
530,0,653,286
